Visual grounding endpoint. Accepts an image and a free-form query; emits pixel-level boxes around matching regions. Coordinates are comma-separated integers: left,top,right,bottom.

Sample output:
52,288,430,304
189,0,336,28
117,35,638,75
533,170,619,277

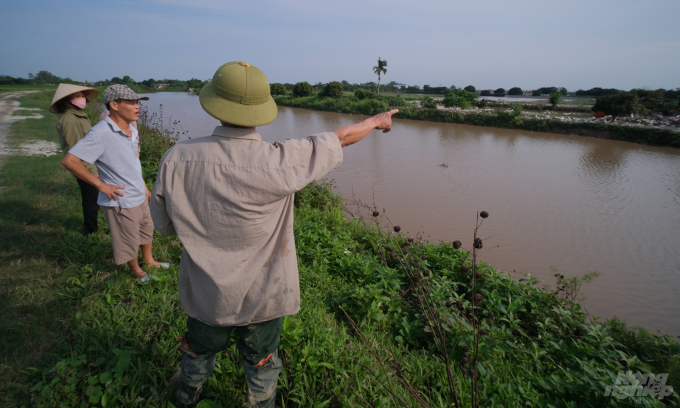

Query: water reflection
141,93,680,336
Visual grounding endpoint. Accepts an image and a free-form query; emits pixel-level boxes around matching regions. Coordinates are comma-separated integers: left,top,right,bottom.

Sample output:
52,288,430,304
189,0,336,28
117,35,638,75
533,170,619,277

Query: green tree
111,77,124,85
464,85,476,93
373,57,387,95
481,90,491,96
28,73,35,80
354,89,374,100
421,96,438,109
494,88,506,95
592,93,637,117
122,75,134,84
324,81,343,98
270,83,288,96
292,81,314,97
508,87,523,95
532,90,541,96
549,92,562,107
35,70,60,84
560,87,568,96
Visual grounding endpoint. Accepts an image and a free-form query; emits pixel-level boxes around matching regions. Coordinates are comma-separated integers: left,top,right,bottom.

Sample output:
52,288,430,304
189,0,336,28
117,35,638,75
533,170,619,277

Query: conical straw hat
49,83,100,114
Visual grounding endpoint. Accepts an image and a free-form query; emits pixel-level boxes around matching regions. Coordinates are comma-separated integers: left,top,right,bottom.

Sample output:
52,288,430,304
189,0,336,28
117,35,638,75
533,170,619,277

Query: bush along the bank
24,99,680,407
275,95,680,147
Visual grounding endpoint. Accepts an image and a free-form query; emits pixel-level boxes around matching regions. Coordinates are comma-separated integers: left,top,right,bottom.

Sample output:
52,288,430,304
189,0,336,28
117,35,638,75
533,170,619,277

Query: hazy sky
2,0,678,91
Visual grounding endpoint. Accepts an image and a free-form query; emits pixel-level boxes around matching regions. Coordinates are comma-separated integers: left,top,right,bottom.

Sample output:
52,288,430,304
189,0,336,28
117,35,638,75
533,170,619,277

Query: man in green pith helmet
150,61,398,407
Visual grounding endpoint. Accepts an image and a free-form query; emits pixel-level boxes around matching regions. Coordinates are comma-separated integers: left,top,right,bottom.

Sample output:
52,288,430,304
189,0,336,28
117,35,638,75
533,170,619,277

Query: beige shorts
100,201,154,265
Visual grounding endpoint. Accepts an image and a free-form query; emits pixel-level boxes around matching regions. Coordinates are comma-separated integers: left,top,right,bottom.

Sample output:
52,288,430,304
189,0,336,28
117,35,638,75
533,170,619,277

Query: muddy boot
170,368,203,405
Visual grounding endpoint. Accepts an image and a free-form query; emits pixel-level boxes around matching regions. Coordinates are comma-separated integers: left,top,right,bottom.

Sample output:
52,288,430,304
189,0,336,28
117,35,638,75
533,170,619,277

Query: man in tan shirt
150,61,397,407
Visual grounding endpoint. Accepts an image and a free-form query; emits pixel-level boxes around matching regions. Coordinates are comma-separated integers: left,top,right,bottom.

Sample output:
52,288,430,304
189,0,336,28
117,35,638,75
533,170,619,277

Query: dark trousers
180,316,283,407
77,178,99,235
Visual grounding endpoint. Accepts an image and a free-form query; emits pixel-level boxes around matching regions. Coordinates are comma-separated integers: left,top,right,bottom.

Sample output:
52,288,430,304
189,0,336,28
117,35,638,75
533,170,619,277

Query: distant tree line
0,71,80,85
592,89,680,117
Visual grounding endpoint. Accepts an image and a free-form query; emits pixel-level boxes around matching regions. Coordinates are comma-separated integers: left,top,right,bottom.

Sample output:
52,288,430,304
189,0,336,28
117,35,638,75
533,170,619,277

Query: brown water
142,92,680,337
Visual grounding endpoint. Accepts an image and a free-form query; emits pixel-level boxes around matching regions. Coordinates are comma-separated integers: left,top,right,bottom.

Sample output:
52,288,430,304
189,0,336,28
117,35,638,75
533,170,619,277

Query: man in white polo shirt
62,84,167,281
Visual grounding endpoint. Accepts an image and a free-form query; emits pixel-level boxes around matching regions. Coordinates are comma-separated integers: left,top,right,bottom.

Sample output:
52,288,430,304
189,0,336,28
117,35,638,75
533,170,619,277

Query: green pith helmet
199,61,278,127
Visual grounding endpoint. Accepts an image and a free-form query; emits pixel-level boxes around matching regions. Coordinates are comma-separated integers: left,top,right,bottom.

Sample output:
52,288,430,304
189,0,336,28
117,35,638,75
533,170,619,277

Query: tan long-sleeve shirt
150,126,343,326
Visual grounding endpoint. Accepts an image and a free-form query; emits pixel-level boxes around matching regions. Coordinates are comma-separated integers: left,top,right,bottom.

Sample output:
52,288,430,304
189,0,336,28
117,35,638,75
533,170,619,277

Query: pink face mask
69,97,87,109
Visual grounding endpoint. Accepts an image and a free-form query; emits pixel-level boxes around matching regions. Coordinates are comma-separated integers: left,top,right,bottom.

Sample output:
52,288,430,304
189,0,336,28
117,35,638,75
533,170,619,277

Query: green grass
0,84,58,93
1,93,679,407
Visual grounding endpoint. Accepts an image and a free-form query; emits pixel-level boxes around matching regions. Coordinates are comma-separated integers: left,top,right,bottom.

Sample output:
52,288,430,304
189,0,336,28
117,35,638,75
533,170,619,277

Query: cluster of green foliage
354,88,374,100
494,88,506,95
270,83,289,96
575,87,621,97
3,92,680,407
593,89,680,117
508,87,523,95
421,96,438,109
443,89,480,109
549,92,563,108
275,93,405,116
322,81,344,98
533,87,568,97
292,81,315,98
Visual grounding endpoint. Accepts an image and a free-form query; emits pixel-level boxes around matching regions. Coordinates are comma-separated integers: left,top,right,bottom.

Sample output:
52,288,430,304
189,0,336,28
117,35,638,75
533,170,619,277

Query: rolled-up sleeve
273,132,343,196
150,161,177,236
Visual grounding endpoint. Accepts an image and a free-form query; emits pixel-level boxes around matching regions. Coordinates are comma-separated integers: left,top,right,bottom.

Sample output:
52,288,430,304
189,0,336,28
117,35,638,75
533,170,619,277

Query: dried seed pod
452,240,462,249
475,294,483,303
399,290,406,297
462,356,469,363
407,237,414,243
341,352,346,356
480,211,489,218
470,368,476,377
386,246,394,252
456,300,463,308
462,345,469,352
464,352,470,358
474,271,483,280
461,368,468,376
460,265,470,274
393,225,401,233
487,311,494,318
421,255,428,261
372,210,379,217
345,339,351,344
445,301,453,308
423,270,430,277
391,252,398,260
479,329,488,336
466,306,473,314
473,237,483,249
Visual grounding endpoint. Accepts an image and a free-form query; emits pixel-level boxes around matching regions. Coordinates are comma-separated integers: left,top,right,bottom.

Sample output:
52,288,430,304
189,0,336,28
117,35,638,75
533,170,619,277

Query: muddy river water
142,92,680,337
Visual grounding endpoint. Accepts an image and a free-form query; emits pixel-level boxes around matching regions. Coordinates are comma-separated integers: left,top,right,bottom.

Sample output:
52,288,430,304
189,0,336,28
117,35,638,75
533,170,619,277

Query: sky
1,0,679,91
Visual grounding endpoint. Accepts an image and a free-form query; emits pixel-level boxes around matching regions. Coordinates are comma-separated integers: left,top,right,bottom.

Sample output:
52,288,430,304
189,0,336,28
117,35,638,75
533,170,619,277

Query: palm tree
373,57,387,95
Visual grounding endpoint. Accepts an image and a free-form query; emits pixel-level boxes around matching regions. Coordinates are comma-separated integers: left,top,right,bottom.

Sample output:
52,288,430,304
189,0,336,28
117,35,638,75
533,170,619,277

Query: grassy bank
0,84,58,94
274,95,680,148
1,92,679,407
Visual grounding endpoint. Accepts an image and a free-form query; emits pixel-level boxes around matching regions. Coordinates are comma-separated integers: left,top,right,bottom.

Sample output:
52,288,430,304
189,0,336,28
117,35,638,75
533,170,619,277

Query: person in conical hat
150,61,398,406
51,83,101,235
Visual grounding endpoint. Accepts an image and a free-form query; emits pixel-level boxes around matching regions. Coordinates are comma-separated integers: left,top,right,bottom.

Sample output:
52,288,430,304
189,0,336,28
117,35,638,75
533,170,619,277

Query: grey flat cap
103,84,150,104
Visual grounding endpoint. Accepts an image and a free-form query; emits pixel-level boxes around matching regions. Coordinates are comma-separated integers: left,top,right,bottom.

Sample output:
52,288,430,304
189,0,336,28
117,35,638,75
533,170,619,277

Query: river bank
2,91,678,406
274,95,680,147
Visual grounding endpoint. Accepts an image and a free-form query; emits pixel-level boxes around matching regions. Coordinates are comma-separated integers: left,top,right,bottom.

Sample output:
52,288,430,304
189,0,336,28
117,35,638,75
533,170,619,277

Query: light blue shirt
69,116,145,208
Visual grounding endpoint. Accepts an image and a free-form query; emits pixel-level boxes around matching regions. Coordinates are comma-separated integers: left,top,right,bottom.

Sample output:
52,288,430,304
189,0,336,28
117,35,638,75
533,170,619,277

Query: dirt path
0,91,60,174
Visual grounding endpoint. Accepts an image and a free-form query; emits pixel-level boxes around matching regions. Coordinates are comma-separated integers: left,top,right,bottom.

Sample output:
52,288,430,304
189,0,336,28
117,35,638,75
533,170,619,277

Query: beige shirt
150,126,343,326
